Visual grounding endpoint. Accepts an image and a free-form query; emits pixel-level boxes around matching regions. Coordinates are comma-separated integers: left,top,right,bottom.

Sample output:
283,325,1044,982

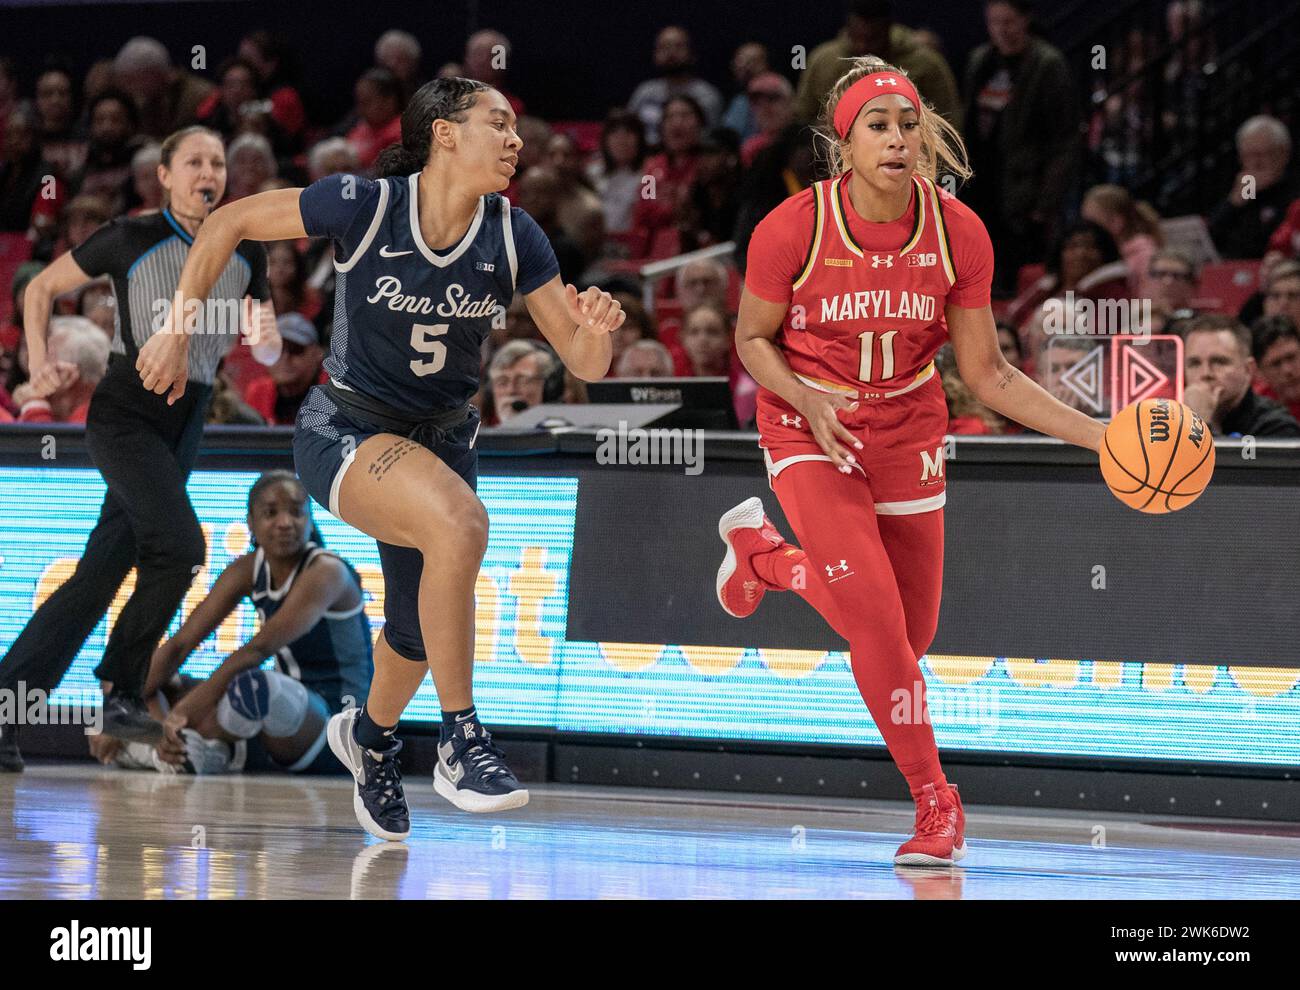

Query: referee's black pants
0,356,212,699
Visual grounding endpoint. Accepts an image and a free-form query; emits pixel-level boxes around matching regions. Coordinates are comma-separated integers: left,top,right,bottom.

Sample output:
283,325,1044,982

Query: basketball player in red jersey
718,57,1107,865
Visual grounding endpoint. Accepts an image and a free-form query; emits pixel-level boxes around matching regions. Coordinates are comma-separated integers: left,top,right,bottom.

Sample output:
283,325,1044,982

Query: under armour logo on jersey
826,560,849,576
871,255,894,268
780,414,803,428
875,76,899,88
378,245,413,258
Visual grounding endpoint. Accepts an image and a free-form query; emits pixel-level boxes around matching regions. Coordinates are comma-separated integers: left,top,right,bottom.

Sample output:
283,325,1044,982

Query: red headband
833,71,922,139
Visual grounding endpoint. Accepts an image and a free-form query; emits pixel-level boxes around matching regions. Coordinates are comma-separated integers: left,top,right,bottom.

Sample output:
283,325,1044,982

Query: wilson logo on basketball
1148,399,1171,443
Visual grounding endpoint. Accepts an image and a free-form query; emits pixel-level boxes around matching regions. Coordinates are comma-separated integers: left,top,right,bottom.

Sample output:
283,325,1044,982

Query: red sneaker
894,782,967,866
716,496,789,618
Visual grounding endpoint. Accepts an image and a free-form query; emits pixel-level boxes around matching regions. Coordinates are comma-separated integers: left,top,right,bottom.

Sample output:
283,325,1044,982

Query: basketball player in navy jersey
98,471,374,775
140,78,624,840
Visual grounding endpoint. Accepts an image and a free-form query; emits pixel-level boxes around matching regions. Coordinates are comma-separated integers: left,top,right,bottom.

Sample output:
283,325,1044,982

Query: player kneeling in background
91,471,373,774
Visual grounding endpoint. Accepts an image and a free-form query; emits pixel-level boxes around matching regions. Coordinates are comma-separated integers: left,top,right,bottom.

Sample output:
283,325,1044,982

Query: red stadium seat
1193,260,1262,314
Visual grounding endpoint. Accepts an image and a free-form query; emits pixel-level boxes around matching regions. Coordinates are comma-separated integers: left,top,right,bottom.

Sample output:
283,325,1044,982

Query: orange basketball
1100,398,1216,513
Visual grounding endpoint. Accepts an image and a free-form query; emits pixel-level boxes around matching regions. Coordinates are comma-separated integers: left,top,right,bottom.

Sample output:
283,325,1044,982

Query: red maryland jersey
746,171,994,397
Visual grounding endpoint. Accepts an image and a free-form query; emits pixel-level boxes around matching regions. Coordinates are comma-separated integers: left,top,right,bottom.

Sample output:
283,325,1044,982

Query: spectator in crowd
224,133,277,202
546,132,604,259
609,291,660,369
1,261,45,410
196,57,281,151
627,26,723,145
795,1,962,127
112,36,214,138
942,365,1008,434
584,109,646,236
616,339,676,377
627,94,705,258
1080,184,1163,290
1208,116,1296,260
740,72,794,168
963,0,1080,295
266,241,320,321
80,59,117,107
1007,221,1129,364
0,104,64,244
375,30,425,105
237,30,307,155
345,68,404,172
732,119,817,271
307,136,359,182
60,194,113,254
0,57,18,154
464,29,525,117
487,339,560,425
721,42,769,142
243,313,327,426
206,368,266,425
1251,314,1300,423
680,128,742,252
676,257,730,311
515,164,586,284
129,141,163,213
11,315,108,423
1142,248,1199,335
1261,259,1300,328
1182,314,1300,437
680,302,732,377
74,89,142,213
35,65,86,182
78,282,116,338
679,301,757,423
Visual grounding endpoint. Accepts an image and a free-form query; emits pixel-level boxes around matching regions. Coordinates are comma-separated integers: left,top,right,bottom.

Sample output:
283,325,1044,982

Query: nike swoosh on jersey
378,245,414,258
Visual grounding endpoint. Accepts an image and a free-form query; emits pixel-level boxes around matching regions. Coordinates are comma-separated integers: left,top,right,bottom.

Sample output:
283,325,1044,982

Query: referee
0,126,270,770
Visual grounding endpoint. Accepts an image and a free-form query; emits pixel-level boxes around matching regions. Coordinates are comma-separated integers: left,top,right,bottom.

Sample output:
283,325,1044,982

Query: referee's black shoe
100,692,163,743
0,723,22,773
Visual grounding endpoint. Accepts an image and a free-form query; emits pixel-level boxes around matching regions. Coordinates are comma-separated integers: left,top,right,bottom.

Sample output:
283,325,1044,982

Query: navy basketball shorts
294,384,481,663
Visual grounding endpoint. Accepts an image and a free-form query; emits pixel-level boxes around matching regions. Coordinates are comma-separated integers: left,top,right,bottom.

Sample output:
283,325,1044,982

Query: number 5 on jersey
410,322,449,376
858,329,899,382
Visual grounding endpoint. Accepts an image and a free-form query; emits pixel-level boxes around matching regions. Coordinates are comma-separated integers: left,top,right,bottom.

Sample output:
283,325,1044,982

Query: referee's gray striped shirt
71,208,270,386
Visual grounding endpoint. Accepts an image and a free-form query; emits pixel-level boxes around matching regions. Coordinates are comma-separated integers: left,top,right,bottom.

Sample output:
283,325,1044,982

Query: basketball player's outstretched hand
136,325,189,405
564,283,626,334
798,390,863,473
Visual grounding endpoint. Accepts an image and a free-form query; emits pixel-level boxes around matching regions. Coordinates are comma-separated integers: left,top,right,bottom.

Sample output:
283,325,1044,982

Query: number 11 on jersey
858,329,898,382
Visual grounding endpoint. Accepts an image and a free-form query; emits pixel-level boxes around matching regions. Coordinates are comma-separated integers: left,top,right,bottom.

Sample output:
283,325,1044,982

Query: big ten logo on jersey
919,444,944,486
907,253,938,268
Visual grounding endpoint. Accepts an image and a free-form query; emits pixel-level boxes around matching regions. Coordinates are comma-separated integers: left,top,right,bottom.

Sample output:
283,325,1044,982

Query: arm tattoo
996,368,1017,391
367,438,421,482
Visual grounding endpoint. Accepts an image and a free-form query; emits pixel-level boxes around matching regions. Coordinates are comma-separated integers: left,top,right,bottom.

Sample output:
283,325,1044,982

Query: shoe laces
914,790,955,838
364,742,406,808
454,731,513,781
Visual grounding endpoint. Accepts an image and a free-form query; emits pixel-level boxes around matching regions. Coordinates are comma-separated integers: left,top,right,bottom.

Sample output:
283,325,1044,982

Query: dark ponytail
247,470,325,550
375,76,490,178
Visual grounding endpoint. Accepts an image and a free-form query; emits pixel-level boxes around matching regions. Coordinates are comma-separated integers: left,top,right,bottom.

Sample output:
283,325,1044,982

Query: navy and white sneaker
433,717,529,813
327,709,411,841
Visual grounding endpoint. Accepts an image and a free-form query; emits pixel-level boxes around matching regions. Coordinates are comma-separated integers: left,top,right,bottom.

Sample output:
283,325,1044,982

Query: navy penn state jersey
250,543,374,709
299,172,559,415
